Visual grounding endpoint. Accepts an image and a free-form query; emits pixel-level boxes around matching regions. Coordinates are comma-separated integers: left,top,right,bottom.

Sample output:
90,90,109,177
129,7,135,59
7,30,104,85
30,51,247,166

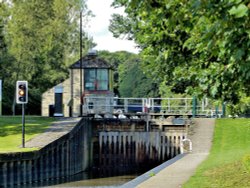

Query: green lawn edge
0,116,55,153
183,118,250,188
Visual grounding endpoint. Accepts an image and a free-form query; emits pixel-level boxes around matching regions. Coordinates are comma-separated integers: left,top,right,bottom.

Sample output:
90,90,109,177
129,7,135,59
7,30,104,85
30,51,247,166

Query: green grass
0,116,55,153
183,118,250,188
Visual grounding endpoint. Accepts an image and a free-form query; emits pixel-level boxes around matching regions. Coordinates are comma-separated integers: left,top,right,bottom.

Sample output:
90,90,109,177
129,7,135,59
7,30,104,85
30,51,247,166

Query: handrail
82,96,222,116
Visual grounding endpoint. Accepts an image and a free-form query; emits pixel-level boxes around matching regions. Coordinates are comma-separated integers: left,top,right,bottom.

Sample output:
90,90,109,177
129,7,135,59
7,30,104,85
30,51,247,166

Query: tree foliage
110,0,250,105
118,55,159,98
0,0,92,114
99,50,159,98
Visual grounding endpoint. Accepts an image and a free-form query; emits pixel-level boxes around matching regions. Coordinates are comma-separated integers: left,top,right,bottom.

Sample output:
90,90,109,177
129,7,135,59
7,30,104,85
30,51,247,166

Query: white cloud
85,0,139,54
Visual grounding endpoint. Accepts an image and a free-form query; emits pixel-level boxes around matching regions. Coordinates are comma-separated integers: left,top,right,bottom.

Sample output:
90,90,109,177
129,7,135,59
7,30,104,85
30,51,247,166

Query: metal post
222,102,226,117
215,105,219,118
202,98,205,112
168,98,170,112
22,103,25,148
79,8,83,116
146,113,150,132
185,98,188,111
124,98,128,113
192,96,197,118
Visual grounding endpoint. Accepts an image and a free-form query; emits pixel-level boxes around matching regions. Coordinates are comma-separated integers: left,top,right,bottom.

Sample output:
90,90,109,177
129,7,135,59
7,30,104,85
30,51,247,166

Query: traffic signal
16,81,28,104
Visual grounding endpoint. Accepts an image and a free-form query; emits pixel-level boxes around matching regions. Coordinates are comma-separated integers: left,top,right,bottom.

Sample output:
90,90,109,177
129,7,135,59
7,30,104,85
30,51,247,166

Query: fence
82,96,224,117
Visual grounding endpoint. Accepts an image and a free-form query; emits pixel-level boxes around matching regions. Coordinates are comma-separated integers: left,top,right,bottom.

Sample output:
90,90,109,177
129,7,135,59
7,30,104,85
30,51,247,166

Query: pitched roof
70,53,111,69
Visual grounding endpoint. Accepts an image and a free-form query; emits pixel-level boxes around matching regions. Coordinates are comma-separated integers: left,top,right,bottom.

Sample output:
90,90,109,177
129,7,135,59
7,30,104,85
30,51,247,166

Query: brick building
41,51,114,117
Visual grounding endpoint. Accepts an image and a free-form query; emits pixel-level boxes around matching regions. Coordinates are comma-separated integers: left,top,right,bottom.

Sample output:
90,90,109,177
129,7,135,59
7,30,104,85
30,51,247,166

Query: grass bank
0,116,55,153
184,118,250,188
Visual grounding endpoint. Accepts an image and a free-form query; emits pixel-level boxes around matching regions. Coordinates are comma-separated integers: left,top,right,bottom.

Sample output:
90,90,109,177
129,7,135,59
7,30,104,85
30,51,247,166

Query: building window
84,69,109,91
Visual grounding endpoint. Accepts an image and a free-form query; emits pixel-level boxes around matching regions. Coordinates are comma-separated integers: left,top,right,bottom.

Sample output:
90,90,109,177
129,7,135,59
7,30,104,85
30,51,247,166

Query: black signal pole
80,7,83,116
22,103,25,148
16,81,28,148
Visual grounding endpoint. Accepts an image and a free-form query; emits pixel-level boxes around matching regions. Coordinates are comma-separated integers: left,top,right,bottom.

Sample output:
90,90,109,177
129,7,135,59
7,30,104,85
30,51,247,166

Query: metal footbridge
81,97,225,119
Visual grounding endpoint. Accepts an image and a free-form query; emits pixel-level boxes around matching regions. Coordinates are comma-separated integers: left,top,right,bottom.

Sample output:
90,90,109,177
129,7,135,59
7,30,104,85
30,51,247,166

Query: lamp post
80,1,83,116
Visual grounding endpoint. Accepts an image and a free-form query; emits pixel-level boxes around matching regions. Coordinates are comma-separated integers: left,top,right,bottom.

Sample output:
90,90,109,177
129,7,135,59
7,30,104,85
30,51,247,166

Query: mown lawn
0,116,55,153
184,118,250,188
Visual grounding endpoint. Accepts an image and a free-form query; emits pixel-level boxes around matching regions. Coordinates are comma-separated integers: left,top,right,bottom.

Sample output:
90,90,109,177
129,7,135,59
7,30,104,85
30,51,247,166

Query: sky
85,0,139,54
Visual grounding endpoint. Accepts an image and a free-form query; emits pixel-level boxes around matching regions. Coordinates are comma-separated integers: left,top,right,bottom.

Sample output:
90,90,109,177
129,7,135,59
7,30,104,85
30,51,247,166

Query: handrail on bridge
82,96,223,117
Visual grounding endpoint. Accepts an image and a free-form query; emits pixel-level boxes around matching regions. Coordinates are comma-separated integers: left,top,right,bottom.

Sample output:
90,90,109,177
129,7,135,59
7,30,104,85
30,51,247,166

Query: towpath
123,118,215,188
25,117,81,148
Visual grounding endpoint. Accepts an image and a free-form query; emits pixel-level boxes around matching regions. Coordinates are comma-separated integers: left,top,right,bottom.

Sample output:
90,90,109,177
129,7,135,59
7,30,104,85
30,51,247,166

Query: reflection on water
35,162,158,187
38,169,141,188
48,174,137,187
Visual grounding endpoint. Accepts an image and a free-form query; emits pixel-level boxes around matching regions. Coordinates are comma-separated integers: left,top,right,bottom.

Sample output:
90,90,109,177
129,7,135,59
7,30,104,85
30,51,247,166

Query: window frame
84,68,109,91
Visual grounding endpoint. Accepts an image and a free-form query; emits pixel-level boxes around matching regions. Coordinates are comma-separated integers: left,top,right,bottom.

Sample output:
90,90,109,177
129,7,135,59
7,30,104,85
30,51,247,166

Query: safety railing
82,96,223,117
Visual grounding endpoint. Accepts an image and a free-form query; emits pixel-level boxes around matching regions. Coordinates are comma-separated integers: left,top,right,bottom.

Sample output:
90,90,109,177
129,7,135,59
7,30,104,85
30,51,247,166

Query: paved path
25,117,81,148
125,118,215,188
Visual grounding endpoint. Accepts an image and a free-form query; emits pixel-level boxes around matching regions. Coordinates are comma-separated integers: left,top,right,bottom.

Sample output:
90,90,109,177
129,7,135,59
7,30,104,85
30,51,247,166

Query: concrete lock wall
97,132,186,169
0,118,187,187
0,118,92,187
92,119,187,172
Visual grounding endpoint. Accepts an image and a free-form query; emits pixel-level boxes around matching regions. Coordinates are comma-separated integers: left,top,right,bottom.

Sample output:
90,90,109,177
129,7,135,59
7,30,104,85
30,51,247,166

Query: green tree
110,0,250,106
118,58,159,97
0,2,15,114
99,50,138,95
99,50,159,98
184,1,250,104
0,0,92,114
0,1,11,80
110,0,196,97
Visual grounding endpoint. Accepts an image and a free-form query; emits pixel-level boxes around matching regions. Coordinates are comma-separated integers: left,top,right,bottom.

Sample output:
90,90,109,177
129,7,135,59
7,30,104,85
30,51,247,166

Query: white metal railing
83,97,147,114
82,96,222,116
149,98,193,114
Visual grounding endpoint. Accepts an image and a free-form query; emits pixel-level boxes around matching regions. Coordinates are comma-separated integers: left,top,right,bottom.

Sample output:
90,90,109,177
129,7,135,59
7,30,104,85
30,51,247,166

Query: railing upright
81,96,219,116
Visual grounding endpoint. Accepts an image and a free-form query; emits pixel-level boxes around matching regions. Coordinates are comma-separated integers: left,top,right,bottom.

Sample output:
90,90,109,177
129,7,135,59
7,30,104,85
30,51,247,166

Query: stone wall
41,69,82,117
71,69,81,117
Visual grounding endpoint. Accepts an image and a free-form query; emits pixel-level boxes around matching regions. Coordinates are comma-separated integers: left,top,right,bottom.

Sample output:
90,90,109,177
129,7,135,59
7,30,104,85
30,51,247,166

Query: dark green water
30,169,141,187
48,174,137,187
